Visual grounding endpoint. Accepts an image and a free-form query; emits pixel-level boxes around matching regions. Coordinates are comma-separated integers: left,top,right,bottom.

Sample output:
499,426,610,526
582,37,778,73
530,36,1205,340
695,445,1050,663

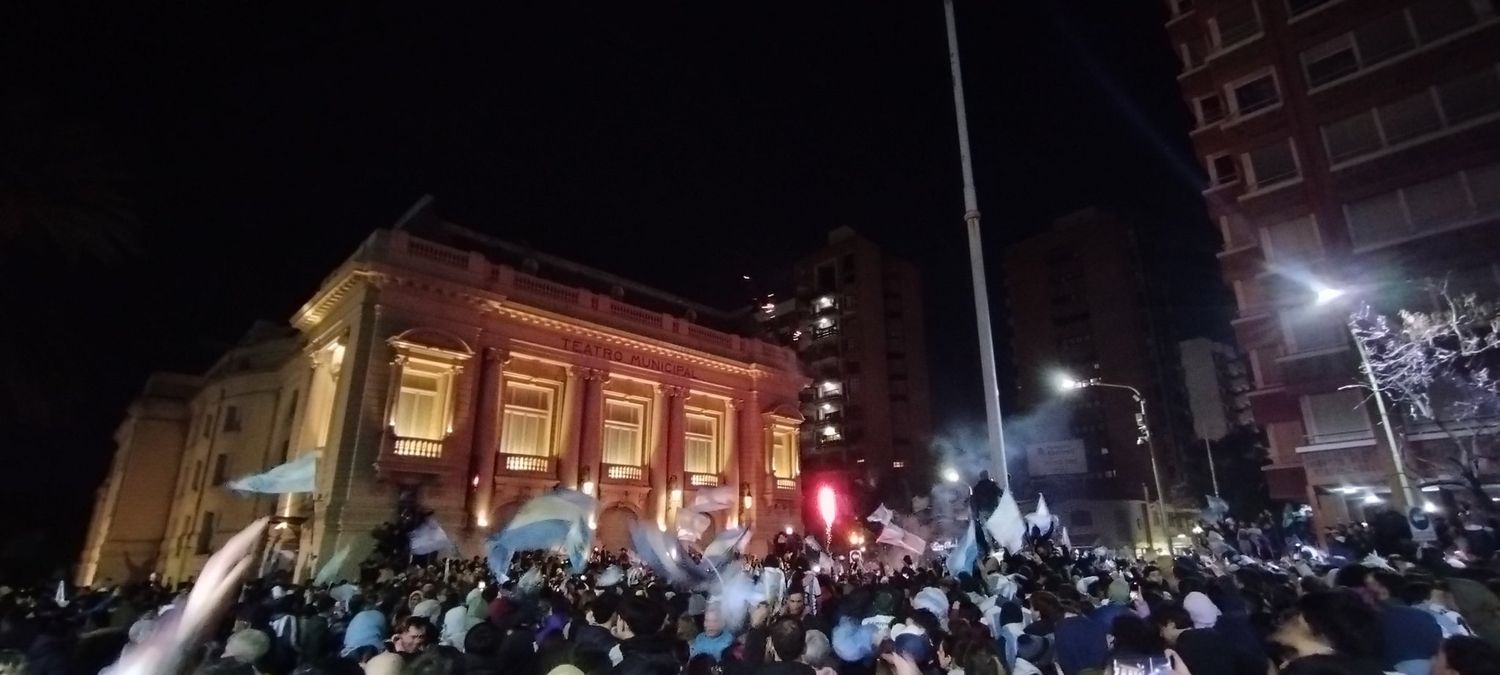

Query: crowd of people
5,502,1500,675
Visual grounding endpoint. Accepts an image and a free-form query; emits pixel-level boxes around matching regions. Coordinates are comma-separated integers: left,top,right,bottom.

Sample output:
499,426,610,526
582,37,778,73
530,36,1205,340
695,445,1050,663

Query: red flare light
817,485,837,529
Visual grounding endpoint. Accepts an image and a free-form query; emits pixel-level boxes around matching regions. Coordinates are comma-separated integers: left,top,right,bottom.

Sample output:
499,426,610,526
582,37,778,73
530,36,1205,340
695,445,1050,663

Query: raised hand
109,518,269,675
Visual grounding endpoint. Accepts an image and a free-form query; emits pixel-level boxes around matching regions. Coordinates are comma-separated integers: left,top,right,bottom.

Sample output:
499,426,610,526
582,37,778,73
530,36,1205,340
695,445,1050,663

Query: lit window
394,360,451,440
602,398,645,466
822,425,838,437
684,412,720,475
815,296,835,310
820,380,843,396
771,430,797,479
501,382,555,457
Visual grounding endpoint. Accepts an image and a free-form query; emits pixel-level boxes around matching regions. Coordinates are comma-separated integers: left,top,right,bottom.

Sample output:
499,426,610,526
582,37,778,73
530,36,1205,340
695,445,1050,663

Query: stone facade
79,225,807,585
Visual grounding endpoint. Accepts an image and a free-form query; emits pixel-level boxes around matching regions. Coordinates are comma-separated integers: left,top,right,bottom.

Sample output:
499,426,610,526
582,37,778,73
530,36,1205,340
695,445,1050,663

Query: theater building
78,217,807,585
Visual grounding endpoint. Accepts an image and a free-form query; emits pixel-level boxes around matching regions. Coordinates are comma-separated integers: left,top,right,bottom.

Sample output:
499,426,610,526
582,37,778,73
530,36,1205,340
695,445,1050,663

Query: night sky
0,0,1216,576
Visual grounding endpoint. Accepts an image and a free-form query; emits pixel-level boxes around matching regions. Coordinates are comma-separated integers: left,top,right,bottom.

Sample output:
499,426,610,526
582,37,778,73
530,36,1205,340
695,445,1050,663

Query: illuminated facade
78,222,806,585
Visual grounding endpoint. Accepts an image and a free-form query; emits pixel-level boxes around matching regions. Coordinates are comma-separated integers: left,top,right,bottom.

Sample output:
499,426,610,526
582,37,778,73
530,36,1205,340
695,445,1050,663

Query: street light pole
1350,316,1418,510
1072,379,1170,551
1205,438,1220,497
943,0,1009,489
1312,285,1419,512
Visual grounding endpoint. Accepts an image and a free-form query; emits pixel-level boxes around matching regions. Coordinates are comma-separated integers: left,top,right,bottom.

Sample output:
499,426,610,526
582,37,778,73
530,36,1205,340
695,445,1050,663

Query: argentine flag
227,452,318,494
486,488,597,581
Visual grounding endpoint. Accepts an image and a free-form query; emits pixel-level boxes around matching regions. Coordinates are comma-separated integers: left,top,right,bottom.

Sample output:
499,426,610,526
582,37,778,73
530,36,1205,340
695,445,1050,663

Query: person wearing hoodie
1154,603,1235,675
1091,577,1134,630
1053,600,1110,675
611,596,678,675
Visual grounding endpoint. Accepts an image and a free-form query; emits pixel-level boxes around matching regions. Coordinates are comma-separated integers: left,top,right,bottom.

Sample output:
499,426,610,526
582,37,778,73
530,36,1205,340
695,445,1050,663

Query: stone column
577,369,609,491
556,367,586,491
650,385,670,528
664,386,687,525
724,398,742,528
738,392,761,530
470,347,507,527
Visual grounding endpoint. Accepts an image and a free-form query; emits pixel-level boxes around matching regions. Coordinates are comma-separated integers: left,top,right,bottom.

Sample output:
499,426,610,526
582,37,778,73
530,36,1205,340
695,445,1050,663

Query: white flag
227,452,318,494
867,504,894,524
54,580,67,607
877,524,927,554
985,490,1025,553
408,518,455,556
691,486,737,513
675,510,711,542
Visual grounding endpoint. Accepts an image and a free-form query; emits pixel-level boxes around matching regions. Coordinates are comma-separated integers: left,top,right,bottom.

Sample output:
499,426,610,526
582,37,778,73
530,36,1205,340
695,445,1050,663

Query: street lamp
1057,373,1170,552
1311,282,1418,511
942,467,962,484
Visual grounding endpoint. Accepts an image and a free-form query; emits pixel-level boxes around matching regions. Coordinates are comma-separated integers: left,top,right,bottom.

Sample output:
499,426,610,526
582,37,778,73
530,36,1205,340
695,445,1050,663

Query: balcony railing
774,477,798,491
603,464,646,483
687,472,720,488
499,453,554,475
392,436,443,458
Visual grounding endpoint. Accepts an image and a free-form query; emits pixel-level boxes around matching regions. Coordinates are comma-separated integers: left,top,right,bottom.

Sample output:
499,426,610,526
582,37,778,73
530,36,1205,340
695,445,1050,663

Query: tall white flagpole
943,0,1009,488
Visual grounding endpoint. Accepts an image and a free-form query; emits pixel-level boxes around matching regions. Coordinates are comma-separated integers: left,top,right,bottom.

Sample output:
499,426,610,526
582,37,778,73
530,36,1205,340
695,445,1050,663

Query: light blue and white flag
486,489,597,580
227,452,318,494
315,544,355,586
691,485,737,513
409,517,455,556
1025,493,1058,536
877,524,927,555
867,503,894,524
703,528,750,564
675,509,711,542
946,521,979,578
630,521,710,589
710,562,761,632
985,490,1025,554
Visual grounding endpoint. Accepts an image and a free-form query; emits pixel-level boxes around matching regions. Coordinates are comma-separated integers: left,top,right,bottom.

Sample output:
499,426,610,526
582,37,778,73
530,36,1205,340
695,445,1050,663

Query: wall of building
1167,0,1500,517
1004,209,1190,502
75,375,197,586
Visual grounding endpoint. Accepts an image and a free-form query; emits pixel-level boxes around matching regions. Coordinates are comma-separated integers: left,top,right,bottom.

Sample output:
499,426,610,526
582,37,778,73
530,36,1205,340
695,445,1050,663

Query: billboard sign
1026,439,1087,476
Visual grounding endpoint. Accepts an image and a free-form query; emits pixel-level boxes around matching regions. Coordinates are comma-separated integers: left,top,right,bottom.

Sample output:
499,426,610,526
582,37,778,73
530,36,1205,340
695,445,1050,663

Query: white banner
1026,439,1087,476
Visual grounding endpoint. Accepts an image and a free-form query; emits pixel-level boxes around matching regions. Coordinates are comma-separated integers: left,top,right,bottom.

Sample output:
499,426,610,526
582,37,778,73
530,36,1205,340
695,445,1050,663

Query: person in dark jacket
577,594,621,659
611,596,678,675
1155,604,1236,675
1054,603,1110,675
755,617,814,675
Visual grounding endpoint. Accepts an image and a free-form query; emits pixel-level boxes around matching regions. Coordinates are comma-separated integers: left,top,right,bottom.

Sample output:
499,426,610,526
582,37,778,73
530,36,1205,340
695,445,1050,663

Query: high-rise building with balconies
1165,0,1500,521
756,228,933,500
